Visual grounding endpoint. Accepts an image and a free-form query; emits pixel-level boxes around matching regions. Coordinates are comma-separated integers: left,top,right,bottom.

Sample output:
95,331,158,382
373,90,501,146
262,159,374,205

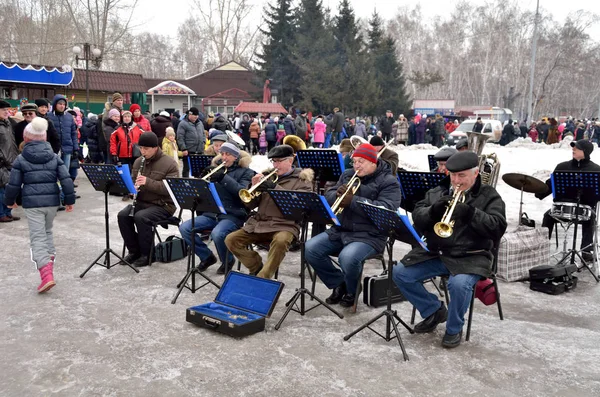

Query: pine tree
255,0,298,106
367,12,411,116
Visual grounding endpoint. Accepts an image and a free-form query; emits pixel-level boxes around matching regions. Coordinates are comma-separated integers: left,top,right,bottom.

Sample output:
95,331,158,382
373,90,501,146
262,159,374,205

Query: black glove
211,168,226,183
336,184,348,197
199,165,215,178
429,195,453,220
72,150,79,159
256,179,277,192
112,155,120,164
452,202,475,221
339,190,354,208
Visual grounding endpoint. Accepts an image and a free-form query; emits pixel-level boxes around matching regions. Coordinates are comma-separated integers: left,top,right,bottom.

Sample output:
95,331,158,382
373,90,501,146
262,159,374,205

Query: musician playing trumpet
118,132,179,267
179,142,255,275
393,151,506,348
225,144,313,279
305,143,401,309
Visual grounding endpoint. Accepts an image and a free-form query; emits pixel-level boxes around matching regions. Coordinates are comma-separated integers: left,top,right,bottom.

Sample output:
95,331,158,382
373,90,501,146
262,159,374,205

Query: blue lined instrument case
186,271,284,337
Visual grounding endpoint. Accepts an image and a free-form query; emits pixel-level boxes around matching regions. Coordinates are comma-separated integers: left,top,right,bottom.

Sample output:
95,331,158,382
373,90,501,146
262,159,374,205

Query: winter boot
37,262,56,293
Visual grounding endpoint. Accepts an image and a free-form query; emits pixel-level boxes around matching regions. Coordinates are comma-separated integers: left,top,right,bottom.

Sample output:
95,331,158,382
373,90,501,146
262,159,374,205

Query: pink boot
37,262,56,293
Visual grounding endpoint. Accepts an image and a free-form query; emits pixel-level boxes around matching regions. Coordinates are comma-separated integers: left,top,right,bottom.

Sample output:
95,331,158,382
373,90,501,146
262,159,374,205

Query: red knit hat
352,143,377,164
129,104,141,113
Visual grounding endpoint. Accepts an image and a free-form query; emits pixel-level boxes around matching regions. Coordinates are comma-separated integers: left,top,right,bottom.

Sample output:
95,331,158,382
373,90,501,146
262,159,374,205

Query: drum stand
554,196,599,282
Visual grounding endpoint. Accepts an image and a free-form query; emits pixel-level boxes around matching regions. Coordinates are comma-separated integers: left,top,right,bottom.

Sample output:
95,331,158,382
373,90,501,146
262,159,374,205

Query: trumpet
201,162,227,182
129,157,146,217
433,186,465,238
330,172,361,215
239,169,279,203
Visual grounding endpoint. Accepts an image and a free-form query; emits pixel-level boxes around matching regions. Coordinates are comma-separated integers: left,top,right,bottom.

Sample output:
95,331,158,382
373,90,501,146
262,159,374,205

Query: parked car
446,119,502,145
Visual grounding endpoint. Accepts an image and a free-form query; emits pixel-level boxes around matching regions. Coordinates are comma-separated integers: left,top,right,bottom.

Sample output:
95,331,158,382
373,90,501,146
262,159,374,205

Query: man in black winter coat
306,143,401,310
13,103,60,154
393,151,507,348
537,140,600,261
379,110,395,143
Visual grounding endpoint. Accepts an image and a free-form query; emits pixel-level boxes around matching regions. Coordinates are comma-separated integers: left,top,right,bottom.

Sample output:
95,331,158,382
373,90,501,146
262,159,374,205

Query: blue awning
0,62,75,86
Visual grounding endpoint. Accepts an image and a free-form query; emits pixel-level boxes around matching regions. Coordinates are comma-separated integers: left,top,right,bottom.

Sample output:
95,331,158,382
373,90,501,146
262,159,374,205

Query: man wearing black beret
117,132,179,267
433,146,457,174
225,144,314,279
393,151,507,348
369,135,399,175
536,139,600,262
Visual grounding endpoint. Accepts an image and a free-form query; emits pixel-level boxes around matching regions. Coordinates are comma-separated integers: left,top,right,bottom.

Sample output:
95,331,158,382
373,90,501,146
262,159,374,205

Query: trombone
331,137,395,215
239,169,279,203
201,162,227,182
433,185,465,238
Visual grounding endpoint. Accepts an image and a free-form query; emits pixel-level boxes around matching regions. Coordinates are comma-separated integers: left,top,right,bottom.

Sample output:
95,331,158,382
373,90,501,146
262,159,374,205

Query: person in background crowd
528,122,539,142
4,117,75,291
162,127,182,177
103,93,123,121
313,117,326,148
547,118,559,144
258,127,268,155
396,115,409,145
575,122,586,141
204,133,228,157
264,117,278,152
47,95,78,182
433,114,445,148
240,113,252,149
537,118,550,143
408,117,417,145
369,135,399,175
110,110,143,169
339,138,354,169
433,146,458,174
102,109,121,164
151,111,172,142
82,113,102,163
416,114,427,144
130,104,151,132
294,110,308,143
326,107,344,146
14,103,60,154
472,117,483,133
34,99,60,154
379,110,394,143
177,107,206,178
353,118,367,140
455,139,469,152
0,100,19,222
212,113,232,132
249,118,260,155
171,111,181,132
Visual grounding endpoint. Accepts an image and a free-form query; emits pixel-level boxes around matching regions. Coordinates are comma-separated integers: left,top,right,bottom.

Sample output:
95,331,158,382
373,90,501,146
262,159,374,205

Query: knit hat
571,140,594,158
34,98,49,108
129,104,141,113
339,138,353,153
88,113,98,120
165,127,175,138
211,134,228,143
122,110,132,117
159,111,170,117
0,100,11,109
188,107,200,116
112,92,123,102
24,117,48,141
108,109,120,118
369,136,385,146
138,132,158,147
352,143,378,164
220,142,240,158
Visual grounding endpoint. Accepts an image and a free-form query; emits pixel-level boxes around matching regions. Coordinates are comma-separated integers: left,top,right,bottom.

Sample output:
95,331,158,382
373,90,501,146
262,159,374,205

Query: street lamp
73,43,102,113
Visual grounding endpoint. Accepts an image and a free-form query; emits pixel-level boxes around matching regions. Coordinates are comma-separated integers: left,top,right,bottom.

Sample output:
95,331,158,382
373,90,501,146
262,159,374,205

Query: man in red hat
305,143,401,310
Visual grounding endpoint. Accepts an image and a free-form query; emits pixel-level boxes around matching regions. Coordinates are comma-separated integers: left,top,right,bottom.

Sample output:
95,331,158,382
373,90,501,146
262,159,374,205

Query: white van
449,119,502,143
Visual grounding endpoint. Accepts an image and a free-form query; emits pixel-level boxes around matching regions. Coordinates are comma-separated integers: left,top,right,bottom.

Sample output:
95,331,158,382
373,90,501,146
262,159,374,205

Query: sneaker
414,302,448,333
37,262,56,293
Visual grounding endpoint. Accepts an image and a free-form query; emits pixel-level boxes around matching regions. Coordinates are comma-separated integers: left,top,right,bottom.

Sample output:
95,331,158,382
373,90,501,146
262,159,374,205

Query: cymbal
502,173,547,194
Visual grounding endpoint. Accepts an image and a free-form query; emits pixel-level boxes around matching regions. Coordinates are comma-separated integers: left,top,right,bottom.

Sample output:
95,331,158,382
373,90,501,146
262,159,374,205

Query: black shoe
442,330,463,348
582,251,594,262
339,293,356,308
58,206,66,211
289,242,301,252
197,253,217,271
120,252,141,265
414,302,448,333
132,255,151,267
326,282,347,304
250,264,263,276
216,260,235,275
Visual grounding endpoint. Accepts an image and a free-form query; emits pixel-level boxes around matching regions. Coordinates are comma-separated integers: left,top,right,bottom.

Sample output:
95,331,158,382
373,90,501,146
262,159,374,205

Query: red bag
475,279,497,306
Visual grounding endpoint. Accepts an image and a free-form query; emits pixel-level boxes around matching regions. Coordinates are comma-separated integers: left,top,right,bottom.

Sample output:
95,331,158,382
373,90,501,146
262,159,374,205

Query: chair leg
410,306,416,324
465,286,476,342
493,276,504,320
352,268,364,313
380,257,386,272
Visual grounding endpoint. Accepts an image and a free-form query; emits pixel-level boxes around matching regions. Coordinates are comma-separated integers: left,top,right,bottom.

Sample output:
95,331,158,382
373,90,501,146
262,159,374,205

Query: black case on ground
529,263,578,295
154,235,187,263
363,272,405,307
186,271,284,337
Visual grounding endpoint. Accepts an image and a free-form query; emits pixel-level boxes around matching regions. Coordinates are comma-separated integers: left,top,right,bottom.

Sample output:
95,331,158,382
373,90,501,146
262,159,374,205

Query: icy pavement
1,141,600,396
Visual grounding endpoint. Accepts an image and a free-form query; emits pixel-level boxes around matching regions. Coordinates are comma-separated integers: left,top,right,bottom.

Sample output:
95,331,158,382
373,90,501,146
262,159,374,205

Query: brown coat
243,167,314,239
249,121,260,139
131,148,179,214
204,144,217,156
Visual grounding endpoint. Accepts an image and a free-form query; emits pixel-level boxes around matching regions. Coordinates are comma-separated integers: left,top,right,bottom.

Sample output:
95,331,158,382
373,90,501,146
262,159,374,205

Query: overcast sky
133,0,600,39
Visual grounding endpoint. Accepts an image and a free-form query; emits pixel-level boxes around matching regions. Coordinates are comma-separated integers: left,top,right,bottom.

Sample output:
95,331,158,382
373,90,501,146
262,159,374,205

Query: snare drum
551,202,593,222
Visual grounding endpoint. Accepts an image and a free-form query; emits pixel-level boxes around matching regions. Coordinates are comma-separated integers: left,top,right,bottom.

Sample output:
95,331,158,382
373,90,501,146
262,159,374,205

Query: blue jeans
179,215,240,264
392,258,480,335
324,133,332,148
305,232,377,295
0,187,12,218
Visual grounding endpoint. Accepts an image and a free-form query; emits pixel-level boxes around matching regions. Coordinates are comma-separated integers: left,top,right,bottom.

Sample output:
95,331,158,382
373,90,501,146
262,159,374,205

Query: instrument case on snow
529,263,578,295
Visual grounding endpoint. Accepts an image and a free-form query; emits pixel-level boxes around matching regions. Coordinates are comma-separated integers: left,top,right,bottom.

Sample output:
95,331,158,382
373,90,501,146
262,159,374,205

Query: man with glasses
117,132,179,267
14,103,60,154
34,99,60,154
225,144,314,279
305,143,401,309
0,100,19,222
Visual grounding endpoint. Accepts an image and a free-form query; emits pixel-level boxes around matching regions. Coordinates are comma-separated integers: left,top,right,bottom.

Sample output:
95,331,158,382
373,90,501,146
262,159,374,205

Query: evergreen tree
367,12,411,116
255,0,298,106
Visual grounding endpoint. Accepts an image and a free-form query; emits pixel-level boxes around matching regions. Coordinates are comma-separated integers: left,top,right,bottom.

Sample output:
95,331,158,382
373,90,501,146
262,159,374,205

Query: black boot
326,282,347,304
119,252,140,265
132,255,151,268
197,253,217,271
414,302,448,333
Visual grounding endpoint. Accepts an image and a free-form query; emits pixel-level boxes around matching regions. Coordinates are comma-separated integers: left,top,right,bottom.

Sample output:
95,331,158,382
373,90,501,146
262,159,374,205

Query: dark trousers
251,138,259,155
118,203,171,257
267,141,276,152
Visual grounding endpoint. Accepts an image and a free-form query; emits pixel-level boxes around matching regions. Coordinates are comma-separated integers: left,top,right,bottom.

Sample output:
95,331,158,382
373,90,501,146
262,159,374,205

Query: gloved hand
429,195,453,220
336,184,348,197
211,168,226,183
452,202,475,221
200,165,215,178
256,179,277,192
339,189,354,208
112,155,120,164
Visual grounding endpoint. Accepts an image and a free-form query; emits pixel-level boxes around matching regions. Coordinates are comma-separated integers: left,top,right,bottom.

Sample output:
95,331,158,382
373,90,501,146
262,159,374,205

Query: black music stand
427,154,437,172
268,190,345,330
166,178,224,304
397,171,447,213
188,154,215,178
343,202,415,361
552,171,600,282
296,149,345,193
79,164,139,277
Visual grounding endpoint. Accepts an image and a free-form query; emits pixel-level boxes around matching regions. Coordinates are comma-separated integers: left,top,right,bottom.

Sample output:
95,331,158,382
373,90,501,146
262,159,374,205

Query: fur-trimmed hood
212,150,252,168
260,167,314,183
